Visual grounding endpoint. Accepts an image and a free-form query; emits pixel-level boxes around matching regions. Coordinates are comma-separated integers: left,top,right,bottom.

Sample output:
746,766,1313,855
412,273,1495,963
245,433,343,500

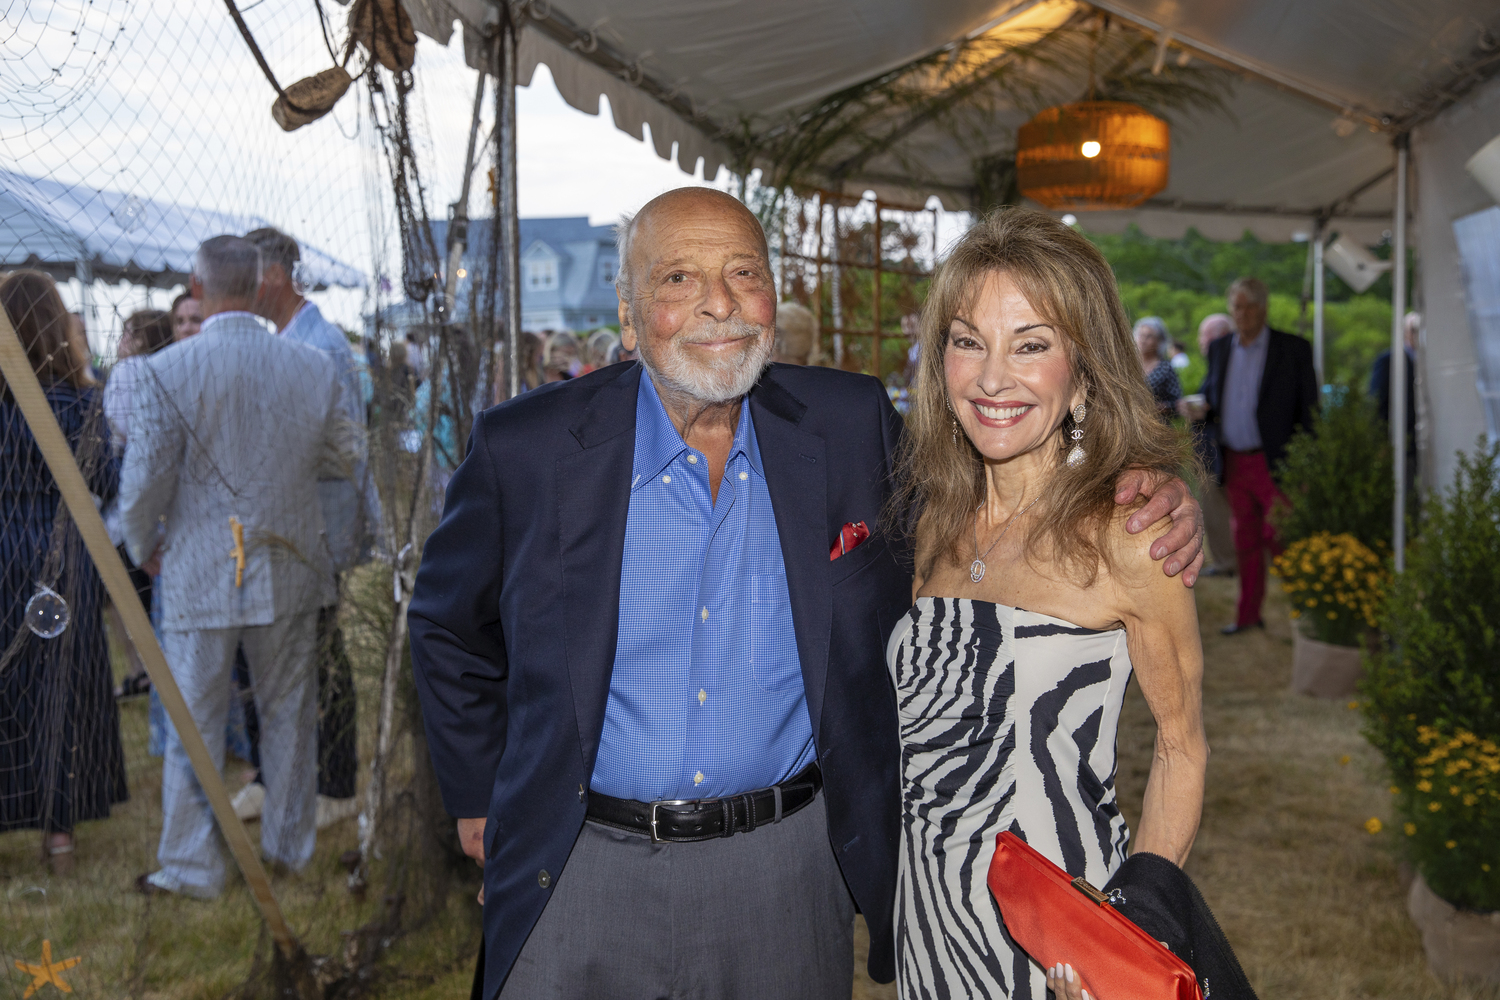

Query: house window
600,258,617,285
526,259,558,290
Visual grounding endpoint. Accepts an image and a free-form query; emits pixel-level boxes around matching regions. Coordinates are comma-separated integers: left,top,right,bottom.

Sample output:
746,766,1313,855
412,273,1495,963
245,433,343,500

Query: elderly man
1202,279,1317,634
227,227,379,828
408,188,1205,998
122,236,354,896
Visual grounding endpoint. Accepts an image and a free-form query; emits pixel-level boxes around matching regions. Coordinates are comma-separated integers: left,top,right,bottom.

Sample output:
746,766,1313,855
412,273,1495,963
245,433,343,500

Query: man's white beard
639,316,773,404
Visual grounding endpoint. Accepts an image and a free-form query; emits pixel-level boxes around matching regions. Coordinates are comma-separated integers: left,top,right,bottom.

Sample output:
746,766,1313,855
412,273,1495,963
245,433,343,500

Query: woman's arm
1110,515,1208,866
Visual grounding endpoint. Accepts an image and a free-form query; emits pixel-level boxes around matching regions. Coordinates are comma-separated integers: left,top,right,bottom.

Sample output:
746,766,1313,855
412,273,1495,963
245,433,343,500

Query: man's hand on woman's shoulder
1111,470,1205,587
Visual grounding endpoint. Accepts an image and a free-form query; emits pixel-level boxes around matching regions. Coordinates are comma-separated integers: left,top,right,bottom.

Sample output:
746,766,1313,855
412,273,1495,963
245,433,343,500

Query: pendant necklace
970,489,1048,584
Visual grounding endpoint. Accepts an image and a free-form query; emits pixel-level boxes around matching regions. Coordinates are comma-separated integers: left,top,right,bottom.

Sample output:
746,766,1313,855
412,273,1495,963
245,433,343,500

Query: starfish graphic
14,940,82,997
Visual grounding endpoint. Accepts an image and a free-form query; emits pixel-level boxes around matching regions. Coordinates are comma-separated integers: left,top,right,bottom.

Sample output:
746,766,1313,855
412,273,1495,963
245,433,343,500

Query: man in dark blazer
409,188,1206,999
1202,276,1318,634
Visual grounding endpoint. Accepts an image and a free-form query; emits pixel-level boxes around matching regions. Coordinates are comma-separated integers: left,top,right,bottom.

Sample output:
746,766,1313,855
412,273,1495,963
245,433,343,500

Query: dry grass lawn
4,579,1495,999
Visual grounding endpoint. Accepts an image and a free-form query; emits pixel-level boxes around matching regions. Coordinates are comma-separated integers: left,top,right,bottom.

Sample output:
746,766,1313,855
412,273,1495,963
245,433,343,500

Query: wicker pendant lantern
1015,101,1170,210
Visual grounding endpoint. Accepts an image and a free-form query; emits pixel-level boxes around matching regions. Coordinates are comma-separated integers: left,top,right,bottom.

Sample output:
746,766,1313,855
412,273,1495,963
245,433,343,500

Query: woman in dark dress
1134,316,1182,421
0,270,127,872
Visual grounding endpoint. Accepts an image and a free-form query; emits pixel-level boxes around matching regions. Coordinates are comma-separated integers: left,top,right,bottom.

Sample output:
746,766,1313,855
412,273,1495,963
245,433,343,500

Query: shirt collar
632,372,762,491
1233,326,1270,351
199,311,261,335
279,300,317,336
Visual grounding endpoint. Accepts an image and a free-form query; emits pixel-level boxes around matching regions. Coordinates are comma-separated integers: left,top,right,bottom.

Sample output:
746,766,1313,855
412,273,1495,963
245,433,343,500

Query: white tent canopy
413,0,1495,238
409,0,1499,494
0,170,366,290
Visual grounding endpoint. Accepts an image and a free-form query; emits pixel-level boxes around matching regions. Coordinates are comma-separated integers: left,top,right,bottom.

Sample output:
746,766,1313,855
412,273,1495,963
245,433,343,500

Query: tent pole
500,6,521,399
1312,219,1325,385
1391,136,1409,572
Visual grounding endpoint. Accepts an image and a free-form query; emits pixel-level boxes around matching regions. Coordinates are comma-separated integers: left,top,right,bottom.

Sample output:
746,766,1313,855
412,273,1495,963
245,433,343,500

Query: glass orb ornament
24,585,70,639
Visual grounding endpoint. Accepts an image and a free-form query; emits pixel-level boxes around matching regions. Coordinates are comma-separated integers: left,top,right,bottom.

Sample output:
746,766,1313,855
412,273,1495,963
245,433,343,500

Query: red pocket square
830,521,871,561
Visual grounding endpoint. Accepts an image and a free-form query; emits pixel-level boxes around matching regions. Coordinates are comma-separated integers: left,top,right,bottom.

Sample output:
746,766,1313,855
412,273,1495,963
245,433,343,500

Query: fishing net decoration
1,0,500,996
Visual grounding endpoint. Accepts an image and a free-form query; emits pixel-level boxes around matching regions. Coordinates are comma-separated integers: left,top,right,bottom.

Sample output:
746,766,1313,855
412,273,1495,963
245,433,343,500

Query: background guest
1133,315,1181,420
1181,314,1237,577
104,308,175,698
541,330,581,381
1202,278,1317,634
1169,339,1192,371
584,328,619,373
0,269,128,874
773,300,815,365
121,235,353,897
518,331,546,389
170,291,203,342
237,226,375,829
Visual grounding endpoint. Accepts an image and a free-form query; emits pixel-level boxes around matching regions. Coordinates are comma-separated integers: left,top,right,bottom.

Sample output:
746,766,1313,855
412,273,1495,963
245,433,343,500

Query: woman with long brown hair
0,270,128,873
887,211,1208,1000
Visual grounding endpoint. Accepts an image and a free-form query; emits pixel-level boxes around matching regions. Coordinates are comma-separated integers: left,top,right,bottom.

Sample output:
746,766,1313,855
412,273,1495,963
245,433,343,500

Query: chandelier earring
1065,402,1088,468
946,397,960,444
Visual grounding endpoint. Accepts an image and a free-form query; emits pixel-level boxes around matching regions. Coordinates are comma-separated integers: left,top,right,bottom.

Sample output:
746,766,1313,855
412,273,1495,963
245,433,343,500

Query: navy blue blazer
408,361,911,997
1202,328,1318,482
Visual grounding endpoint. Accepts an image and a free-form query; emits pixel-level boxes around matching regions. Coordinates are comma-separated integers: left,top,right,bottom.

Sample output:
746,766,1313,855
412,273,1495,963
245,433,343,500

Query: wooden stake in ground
0,312,308,967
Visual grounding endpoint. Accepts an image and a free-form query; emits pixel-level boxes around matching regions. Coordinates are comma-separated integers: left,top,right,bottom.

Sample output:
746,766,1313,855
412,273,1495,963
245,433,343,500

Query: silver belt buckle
648,799,694,844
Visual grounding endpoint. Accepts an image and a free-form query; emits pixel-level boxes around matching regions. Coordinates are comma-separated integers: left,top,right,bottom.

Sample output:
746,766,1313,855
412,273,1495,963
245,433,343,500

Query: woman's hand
1046,961,1094,1000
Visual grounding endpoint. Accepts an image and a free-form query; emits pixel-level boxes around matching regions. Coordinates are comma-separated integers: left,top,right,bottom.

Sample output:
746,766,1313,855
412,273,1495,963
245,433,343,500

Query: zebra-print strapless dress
886,597,1134,1000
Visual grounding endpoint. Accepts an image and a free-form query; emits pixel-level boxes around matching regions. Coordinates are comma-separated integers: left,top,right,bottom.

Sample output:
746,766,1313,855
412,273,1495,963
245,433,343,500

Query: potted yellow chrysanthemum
1363,442,1500,984
1272,532,1386,698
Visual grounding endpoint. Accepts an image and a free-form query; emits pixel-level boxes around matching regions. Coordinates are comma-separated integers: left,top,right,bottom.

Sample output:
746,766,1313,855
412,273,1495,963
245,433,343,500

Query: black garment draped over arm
1104,853,1260,1000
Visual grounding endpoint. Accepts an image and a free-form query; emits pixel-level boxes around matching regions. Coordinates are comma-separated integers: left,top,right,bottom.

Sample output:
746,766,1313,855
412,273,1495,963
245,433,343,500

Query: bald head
615,188,767,303
613,186,776,409
1197,312,1232,355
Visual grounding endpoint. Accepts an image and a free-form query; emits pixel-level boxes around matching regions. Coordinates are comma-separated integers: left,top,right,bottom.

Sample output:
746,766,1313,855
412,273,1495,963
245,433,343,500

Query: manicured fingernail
1084,992,1092,1000
1066,964,1074,983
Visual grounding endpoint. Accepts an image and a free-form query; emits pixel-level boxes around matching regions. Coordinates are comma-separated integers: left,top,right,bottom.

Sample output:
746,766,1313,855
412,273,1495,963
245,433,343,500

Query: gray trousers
149,612,318,897
498,791,856,1000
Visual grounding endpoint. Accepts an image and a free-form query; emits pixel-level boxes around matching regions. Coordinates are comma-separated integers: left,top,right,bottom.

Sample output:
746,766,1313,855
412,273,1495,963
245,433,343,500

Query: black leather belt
586,763,822,843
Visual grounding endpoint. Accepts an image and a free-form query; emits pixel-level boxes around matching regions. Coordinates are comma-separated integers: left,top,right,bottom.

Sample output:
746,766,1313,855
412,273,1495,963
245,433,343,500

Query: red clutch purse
987,831,1202,1000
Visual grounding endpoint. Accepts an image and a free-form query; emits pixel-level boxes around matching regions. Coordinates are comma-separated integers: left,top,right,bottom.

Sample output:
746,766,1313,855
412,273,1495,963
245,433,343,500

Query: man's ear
618,297,636,352
189,275,205,301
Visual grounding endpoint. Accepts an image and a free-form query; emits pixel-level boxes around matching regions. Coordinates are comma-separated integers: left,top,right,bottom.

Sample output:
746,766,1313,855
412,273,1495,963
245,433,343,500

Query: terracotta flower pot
1290,626,1363,698
1407,871,1500,984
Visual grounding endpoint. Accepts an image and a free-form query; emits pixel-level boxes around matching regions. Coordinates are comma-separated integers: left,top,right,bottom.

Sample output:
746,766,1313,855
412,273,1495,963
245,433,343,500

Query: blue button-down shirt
589,374,815,802
1220,327,1269,451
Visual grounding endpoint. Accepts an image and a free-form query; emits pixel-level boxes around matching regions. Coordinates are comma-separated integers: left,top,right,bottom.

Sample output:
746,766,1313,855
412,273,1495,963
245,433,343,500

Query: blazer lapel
750,373,833,740
556,364,642,771
1257,329,1284,416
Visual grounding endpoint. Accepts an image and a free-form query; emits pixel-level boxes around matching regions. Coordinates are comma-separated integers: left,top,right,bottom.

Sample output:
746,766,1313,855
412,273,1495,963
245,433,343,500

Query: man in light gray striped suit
121,235,356,897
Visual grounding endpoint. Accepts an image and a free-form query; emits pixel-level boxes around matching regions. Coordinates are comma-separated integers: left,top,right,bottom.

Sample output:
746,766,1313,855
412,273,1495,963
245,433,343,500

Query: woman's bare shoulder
1101,502,1171,588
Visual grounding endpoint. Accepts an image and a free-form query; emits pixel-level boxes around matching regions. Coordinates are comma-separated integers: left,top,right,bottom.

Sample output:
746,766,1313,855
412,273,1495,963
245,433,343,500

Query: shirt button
700,607,708,622
662,475,671,484
739,471,748,481
693,771,705,786
538,870,552,888
698,688,707,705
687,454,698,464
